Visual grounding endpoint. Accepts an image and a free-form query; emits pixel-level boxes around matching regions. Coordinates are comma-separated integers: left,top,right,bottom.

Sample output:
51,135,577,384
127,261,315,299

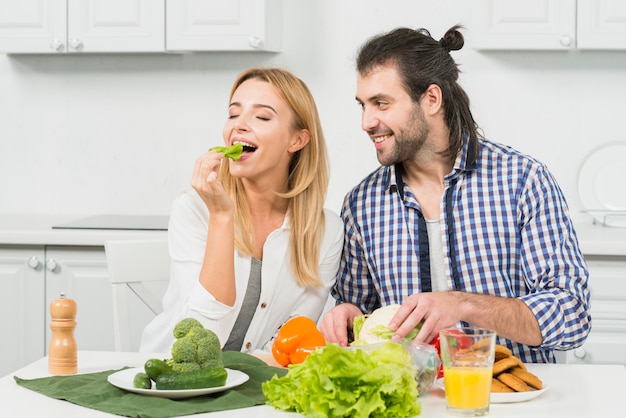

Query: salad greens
262,342,421,418
209,143,243,161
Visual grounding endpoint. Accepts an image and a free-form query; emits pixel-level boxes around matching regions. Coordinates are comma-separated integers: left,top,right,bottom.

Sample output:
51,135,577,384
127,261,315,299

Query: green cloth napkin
14,351,287,418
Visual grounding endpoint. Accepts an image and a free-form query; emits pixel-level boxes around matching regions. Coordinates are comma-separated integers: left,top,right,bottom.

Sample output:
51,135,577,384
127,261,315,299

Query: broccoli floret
188,327,223,369
173,317,204,339
166,359,202,373
171,337,197,363
167,317,223,371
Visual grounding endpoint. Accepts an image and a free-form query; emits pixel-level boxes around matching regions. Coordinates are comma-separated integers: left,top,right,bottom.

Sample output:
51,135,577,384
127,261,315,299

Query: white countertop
0,213,167,246
1,351,624,417
573,220,626,256
2,213,626,255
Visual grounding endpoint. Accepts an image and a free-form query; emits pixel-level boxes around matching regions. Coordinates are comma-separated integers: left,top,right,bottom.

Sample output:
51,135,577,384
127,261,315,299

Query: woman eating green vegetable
140,67,343,355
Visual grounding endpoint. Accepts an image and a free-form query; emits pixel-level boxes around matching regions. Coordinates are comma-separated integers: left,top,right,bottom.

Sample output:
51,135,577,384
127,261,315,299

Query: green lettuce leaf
262,342,421,418
352,314,367,340
209,142,243,161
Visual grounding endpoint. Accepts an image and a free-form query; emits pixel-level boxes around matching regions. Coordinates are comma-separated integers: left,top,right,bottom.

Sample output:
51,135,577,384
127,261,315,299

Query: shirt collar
451,134,478,175
383,134,478,196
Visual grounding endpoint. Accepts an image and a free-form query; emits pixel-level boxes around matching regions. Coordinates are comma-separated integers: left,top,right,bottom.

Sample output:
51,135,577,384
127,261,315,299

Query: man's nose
361,108,378,132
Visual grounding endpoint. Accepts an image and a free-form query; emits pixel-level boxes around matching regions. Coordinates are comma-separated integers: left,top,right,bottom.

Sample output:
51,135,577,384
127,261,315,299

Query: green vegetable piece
262,342,421,417
167,317,224,373
144,358,173,381
133,372,152,389
173,317,203,339
351,305,423,346
209,143,243,161
155,367,228,390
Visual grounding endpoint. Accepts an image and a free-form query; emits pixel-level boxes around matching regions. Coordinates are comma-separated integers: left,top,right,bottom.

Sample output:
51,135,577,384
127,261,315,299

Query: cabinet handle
559,34,573,47
46,259,58,272
573,347,586,359
50,38,65,52
69,38,83,52
248,36,263,49
27,256,41,269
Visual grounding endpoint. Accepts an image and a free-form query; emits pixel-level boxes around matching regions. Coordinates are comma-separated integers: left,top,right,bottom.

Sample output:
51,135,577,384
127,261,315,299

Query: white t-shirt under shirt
426,218,449,292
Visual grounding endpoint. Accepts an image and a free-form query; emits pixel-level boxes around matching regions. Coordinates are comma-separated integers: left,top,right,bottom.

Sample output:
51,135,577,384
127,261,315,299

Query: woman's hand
191,150,234,216
193,150,237,306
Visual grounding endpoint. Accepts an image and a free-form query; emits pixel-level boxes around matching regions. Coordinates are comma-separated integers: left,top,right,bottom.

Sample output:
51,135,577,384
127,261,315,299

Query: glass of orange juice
440,327,496,416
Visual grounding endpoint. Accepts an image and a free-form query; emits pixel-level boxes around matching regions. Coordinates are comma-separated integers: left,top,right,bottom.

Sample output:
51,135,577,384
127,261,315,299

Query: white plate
490,384,550,403
435,378,550,404
107,367,249,399
578,142,626,227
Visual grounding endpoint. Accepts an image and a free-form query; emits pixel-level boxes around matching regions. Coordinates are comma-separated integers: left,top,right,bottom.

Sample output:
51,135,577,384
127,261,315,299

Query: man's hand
319,303,363,347
389,292,462,343
388,291,543,347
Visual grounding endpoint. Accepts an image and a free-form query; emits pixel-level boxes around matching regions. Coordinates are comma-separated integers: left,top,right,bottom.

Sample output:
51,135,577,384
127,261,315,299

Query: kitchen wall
1,0,625,224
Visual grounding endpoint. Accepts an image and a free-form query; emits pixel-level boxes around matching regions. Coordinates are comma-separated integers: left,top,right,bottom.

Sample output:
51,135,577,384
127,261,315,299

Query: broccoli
166,317,223,373
173,317,203,339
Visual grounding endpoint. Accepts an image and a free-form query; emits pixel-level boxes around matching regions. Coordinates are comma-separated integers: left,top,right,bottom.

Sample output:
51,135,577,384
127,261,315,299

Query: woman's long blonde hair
219,67,329,287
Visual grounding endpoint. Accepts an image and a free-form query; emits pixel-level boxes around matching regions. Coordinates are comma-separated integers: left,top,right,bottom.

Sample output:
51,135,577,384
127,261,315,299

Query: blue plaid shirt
334,138,591,363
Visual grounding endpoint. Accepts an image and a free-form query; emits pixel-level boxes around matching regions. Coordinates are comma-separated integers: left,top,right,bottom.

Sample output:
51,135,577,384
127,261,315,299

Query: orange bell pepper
271,316,326,367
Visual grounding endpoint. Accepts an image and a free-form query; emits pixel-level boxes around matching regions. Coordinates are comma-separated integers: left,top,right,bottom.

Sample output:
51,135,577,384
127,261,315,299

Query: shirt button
245,342,252,350
260,302,267,308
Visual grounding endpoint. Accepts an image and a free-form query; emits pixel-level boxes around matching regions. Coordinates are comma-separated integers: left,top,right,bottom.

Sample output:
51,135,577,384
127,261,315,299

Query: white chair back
105,238,170,352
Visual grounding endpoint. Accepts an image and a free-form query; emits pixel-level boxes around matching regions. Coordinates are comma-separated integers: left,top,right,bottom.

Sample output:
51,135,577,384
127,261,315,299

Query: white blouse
140,188,344,354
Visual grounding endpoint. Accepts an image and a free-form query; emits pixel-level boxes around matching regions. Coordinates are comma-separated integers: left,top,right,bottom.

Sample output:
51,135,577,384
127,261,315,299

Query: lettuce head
262,342,421,418
352,304,422,346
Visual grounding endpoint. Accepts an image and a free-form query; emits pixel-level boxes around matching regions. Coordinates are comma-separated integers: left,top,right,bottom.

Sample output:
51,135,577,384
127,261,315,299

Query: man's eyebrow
355,93,392,104
228,102,277,113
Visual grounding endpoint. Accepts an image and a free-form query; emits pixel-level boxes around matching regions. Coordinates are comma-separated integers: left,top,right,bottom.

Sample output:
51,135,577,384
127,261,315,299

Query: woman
140,67,343,354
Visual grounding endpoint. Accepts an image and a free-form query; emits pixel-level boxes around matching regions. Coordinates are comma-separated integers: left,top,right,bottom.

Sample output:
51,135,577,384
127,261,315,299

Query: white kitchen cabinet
0,0,165,53
563,255,626,365
577,0,626,50
43,246,116,353
0,245,46,378
472,0,626,50
166,0,281,52
0,244,121,377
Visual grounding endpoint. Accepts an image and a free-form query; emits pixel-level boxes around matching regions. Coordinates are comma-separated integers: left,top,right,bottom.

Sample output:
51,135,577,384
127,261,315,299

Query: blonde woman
141,68,343,354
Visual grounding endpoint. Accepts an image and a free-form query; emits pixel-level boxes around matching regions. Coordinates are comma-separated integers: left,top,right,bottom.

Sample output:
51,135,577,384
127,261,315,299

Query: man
319,25,590,363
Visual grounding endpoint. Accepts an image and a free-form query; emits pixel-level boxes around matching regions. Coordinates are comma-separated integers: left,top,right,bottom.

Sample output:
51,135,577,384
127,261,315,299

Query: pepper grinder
48,292,77,375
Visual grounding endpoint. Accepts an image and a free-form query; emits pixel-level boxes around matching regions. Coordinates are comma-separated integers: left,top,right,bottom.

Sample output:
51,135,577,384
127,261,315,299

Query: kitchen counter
573,220,626,256
1,350,624,417
2,214,624,252
0,213,167,246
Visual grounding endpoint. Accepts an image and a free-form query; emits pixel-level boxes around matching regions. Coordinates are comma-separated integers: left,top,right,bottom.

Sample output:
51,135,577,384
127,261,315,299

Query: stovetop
51,214,169,231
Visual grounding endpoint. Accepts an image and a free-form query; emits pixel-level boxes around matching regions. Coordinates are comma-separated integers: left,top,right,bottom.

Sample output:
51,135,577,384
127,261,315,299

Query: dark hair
356,25,480,162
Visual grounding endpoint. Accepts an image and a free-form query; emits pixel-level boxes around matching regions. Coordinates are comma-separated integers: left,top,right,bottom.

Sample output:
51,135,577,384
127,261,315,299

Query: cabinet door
166,0,281,51
44,246,116,352
0,245,46,377
577,0,626,50
67,0,165,52
472,0,577,50
565,256,626,365
0,0,66,53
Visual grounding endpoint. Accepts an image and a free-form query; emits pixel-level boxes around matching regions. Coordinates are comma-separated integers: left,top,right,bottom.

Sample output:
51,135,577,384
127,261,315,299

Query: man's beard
377,105,428,166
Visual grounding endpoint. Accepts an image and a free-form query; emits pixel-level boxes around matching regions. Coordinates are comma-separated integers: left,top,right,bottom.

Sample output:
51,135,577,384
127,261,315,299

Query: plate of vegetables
108,317,249,399
107,367,248,399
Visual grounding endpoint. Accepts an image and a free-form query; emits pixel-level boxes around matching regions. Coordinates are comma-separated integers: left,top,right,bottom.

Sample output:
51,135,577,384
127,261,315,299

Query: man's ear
289,129,311,153
422,83,443,116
